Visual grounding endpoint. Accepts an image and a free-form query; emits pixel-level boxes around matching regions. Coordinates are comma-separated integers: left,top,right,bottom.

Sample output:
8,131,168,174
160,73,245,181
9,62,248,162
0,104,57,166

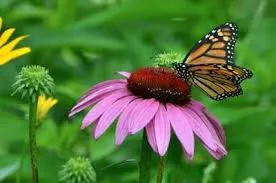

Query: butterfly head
172,63,189,80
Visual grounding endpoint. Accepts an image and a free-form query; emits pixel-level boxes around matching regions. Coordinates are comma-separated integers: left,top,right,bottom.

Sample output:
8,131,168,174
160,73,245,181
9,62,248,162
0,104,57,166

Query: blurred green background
0,0,276,182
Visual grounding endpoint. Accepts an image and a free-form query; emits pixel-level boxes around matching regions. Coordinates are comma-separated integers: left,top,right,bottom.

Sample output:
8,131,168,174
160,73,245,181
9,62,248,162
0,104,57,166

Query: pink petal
180,107,217,151
203,108,226,145
72,83,127,111
154,105,171,156
115,71,131,78
189,100,204,110
215,141,227,155
188,101,225,146
128,99,159,134
69,92,111,117
188,101,227,155
115,98,142,145
94,96,136,139
146,121,158,153
91,119,99,139
167,103,194,160
80,79,126,100
204,144,227,160
81,89,129,129
91,79,126,92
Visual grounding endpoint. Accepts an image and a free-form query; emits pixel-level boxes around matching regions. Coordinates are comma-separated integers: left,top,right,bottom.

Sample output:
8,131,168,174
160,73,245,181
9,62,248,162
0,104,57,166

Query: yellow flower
0,17,31,66
37,96,58,121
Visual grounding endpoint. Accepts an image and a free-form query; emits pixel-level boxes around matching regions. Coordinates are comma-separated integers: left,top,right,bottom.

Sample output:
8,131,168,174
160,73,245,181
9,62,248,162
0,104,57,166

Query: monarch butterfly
173,22,253,100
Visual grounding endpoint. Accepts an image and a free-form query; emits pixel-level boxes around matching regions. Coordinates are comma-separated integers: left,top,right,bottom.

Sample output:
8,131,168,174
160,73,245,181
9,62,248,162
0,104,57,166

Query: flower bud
153,52,183,67
59,157,96,183
12,65,54,102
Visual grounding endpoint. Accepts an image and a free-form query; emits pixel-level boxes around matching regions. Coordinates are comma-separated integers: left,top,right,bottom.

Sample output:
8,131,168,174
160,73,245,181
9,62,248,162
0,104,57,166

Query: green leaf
0,161,19,181
90,129,116,161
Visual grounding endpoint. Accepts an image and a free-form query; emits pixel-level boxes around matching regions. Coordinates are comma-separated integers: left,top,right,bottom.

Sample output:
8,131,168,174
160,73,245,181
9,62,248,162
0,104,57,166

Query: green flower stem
156,156,166,183
29,95,39,183
139,131,152,183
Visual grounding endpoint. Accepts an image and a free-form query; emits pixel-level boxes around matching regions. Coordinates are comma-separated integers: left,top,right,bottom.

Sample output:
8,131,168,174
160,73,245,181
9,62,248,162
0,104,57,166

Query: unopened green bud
12,65,54,101
153,52,183,68
59,157,96,183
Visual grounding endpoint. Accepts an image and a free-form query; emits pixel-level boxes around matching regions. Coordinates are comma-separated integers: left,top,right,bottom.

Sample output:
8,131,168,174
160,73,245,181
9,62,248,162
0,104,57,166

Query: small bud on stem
59,157,96,183
153,52,183,68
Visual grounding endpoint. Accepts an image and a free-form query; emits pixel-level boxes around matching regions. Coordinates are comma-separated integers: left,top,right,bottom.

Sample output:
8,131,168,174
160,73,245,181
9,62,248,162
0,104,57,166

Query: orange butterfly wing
184,22,237,65
174,23,253,100
189,64,252,83
189,64,247,100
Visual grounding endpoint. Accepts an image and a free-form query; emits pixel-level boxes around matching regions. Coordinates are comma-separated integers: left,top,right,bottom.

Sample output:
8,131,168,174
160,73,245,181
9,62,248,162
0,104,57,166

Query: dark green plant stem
29,95,39,183
139,131,152,183
156,156,166,183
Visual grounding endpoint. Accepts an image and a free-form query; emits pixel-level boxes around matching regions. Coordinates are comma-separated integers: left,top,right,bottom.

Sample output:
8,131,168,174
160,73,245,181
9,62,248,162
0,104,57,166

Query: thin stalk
156,156,166,183
139,131,152,183
29,95,39,183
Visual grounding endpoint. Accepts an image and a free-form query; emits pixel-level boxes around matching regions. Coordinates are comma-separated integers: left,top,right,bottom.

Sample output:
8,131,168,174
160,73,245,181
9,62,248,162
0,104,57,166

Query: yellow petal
37,96,58,121
0,28,15,47
37,96,48,120
0,17,2,31
37,95,46,107
0,47,31,66
49,99,58,107
0,35,29,55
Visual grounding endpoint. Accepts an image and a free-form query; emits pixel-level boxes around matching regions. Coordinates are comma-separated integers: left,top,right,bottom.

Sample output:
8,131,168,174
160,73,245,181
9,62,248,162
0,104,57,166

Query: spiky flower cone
59,157,96,183
12,65,54,102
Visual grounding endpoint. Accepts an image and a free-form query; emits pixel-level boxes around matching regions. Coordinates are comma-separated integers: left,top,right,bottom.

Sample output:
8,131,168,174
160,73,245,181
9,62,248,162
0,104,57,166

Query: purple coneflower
69,67,226,159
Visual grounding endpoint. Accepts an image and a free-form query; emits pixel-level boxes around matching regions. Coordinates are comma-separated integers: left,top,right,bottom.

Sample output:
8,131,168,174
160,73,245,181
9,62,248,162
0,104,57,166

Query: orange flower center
127,67,191,105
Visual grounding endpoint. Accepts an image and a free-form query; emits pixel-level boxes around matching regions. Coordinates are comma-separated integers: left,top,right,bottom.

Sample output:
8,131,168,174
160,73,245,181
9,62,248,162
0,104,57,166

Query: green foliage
0,162,19,182
1,0,276,183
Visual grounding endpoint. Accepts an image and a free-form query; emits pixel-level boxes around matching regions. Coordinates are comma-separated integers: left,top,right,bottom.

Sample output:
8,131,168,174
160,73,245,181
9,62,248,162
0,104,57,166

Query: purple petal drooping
146,120,158,153
181,107,217,151
94,96,136,139
115,98,142,145
188,101,227,157
154,105,171,156
128,98,159,134
80,79,126,101
167,104,195,160
73,83,127,112
69,92,110,117
81,89,129,129
116,71,131,78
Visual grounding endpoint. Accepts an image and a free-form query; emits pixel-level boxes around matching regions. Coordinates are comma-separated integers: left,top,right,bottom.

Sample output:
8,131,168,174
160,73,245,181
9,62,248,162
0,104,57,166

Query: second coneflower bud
59,157,96,183
153,52,183,68
12,65,54,101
